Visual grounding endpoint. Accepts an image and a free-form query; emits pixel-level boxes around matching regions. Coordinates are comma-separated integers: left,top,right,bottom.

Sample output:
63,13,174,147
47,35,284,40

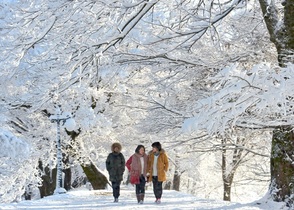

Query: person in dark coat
106,142,125,202
126,145,148,204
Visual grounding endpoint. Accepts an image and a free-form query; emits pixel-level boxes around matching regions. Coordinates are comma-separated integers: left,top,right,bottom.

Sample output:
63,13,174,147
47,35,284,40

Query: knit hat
151,142,161,151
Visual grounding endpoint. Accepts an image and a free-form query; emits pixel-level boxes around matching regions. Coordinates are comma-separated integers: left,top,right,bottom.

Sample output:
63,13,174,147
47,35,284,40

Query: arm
164,153,169,172
125,155,132,171
121,154,126,173
147,154,152,175
106,154,111,171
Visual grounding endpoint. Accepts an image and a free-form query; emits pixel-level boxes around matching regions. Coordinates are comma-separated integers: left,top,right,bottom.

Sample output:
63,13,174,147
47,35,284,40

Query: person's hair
151,142,161,151
135,145,145,153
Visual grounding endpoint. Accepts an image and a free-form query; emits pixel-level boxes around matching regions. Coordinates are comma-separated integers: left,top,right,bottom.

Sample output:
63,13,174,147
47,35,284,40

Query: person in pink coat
126,145,148,204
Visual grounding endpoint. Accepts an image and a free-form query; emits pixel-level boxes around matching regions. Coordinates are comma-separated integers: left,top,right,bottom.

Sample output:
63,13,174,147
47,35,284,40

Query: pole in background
50,105,72,194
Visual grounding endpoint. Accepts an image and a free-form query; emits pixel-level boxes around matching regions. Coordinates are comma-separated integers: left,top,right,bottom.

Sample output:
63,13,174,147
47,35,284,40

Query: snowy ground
0,186,288,210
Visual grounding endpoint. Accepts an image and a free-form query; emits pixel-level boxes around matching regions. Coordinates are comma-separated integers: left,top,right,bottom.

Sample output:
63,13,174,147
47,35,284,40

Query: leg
156,181,163,199
135,183,140,203
112,181,121,200
136,194,140,203
139,175,146,194
138,175,146,203
152,176,158,200
152,176,163,201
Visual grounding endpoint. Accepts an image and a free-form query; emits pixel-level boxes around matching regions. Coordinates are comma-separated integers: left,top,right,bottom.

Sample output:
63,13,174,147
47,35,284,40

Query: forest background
0,0,293,208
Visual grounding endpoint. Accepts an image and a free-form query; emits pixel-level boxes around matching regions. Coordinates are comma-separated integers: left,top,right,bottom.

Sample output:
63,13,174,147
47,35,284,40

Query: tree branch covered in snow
182,63,294,135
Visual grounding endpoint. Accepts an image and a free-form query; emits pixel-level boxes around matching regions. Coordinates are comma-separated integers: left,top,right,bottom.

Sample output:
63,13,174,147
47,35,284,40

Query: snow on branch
182,63,294,135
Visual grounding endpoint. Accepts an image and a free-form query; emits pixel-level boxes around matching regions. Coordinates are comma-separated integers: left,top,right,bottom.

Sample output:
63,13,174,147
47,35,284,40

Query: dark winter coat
106,143,125,182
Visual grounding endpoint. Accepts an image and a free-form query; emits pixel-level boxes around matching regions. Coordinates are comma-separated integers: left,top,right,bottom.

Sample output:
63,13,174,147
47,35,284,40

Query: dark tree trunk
63,155,72,191
223,176,233,201
271,127,294,203
38,160,57,198
259,0,294,66
38,159,71,197
172,170,181,191
66,129,109,190
259,0,294,205
172,155,182,191
164,181,172,190
81,161,109,190
221,137,245,201
222,144,233,201
24,185,33,200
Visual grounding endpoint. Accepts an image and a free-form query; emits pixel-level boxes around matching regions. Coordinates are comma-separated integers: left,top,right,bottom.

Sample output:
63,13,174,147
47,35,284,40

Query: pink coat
126,153,148,184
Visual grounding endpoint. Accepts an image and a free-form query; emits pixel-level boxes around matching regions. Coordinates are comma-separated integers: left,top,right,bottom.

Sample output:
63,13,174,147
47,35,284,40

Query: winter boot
136,194,140,203
139,193,144,204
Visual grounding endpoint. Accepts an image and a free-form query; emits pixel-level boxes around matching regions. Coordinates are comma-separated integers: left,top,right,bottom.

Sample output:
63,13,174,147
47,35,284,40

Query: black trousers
112,181,121,198
135,175,146,194
152,176,163,199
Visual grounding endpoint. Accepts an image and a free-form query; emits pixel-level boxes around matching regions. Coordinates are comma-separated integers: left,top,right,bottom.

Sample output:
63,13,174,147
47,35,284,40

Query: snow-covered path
0,189,287,210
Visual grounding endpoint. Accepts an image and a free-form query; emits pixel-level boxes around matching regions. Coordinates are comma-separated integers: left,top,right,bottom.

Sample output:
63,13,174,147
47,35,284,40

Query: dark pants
152,176,163,199
135,175,146,195
112,181,121,198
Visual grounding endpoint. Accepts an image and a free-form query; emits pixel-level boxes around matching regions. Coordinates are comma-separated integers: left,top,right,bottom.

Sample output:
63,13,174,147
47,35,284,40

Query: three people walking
106,141,169,204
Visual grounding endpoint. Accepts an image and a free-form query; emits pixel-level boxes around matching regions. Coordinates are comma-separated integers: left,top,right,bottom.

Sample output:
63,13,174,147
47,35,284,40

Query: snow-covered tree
183,62,294,205
182,0,294,205
0,129,40,203
0,0,286,204
258,0,294,205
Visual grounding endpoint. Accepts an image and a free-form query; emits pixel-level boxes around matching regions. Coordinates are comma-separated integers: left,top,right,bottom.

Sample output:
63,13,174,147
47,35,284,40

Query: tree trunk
172,170,181,191
164,181,172,190
223,176,234,201
38,160,57,198
221,137,242,202
81,161,109,190
172,155,182,191
63,155,72,191
259,0,294,66
271,127,294,204
221,139,233,201
222,145,233,201
38,159,71,197
258,0,294,205
66,130,109,190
